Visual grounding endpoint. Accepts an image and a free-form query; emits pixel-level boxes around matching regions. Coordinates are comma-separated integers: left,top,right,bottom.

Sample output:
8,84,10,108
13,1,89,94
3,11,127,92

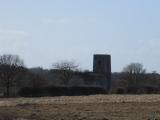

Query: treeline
112,63,160,94
0,54,160,97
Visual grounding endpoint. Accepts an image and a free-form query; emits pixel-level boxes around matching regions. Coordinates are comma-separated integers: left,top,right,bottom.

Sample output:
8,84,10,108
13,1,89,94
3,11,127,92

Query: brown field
0,95,160,120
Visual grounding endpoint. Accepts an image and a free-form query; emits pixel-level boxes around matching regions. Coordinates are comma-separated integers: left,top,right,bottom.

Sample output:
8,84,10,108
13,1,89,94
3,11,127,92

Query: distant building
93,54,111,90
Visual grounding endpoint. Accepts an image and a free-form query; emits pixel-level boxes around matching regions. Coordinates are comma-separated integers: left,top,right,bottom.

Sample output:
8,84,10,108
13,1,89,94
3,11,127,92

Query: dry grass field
0,95,160,120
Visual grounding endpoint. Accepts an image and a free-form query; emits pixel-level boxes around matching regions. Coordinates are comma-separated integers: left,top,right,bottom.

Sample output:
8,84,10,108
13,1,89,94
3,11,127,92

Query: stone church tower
93,54,111,90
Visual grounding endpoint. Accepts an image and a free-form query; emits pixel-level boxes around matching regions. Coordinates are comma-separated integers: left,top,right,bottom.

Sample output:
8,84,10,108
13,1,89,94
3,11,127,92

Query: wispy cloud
41,18,69,25
41,17,98,26
0,29,29,37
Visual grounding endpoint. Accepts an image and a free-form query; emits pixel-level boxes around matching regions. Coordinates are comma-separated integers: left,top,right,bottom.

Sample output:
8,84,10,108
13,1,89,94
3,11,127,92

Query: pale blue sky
0,0,160,72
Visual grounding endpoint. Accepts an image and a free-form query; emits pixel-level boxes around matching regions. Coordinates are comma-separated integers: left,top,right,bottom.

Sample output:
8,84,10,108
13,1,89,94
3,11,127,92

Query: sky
0,0,160,73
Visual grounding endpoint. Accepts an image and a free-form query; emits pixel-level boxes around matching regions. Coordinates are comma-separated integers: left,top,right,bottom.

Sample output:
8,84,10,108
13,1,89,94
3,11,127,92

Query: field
0,95,160,120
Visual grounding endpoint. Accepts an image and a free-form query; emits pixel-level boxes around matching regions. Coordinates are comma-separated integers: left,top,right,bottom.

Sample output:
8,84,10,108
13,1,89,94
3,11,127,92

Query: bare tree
122,63,146,93
0,54,24,97
52,60,79,86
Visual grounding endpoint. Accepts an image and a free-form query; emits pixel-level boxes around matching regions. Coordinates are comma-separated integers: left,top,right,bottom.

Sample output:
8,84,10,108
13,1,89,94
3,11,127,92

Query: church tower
93,54,111,90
